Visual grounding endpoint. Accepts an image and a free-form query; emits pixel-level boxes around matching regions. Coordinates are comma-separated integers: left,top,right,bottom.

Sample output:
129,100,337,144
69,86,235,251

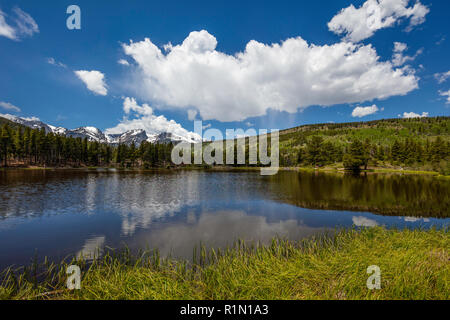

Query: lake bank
1,227,448,300
0,164,447,177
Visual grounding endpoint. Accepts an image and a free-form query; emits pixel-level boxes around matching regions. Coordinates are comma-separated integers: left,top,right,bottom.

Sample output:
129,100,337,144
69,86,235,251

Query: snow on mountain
48,125,68,135
155,132,199,144
106,129,149,146
0,114,200,145
1,113,54,133
66,127,108,143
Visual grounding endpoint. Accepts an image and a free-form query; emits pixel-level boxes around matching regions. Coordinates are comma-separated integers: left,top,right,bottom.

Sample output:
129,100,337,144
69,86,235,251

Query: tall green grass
0,227,448,300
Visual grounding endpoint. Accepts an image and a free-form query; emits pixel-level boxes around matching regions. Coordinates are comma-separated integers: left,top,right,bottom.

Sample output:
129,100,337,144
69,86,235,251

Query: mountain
66,127,108,143
106,129,150,146
0,114,200,145
1,114,55,133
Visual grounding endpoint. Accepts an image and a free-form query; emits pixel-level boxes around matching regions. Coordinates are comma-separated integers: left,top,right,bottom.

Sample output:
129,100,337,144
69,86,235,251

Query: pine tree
343,140,366,172
306,136,324,166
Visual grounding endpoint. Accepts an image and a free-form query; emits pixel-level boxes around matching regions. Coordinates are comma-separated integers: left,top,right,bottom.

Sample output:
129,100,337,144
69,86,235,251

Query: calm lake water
0,169,448,269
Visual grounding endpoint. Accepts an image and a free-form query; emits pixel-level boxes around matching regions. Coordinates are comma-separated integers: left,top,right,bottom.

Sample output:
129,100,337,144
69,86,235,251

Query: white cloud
352,216,378,227
118,59,130,66
393,42,407,53
122,30,418,122
74,70,108,96
105,97,201,142
12,7,38,37
439,90,450,104
0,10,16,39
401,111,429,118
391,42,422,67
0,101,21,112
434,71,450,84
47,57,67,68
122,96,153,115
0,7,39,40
328,0,429,43
352,104,379,117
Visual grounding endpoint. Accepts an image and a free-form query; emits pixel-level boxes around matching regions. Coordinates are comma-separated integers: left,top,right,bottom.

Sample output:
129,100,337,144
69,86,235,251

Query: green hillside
275,117,450,173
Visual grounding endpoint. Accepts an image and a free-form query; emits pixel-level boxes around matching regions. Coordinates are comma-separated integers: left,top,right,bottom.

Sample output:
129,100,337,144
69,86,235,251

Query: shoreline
0,165,445,176
1,227,448,300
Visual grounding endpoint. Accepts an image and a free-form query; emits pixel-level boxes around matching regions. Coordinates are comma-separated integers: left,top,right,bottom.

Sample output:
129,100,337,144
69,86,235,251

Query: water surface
0,169,448,269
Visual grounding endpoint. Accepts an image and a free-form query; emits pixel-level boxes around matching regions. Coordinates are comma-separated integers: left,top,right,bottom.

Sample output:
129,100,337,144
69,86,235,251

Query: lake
0,169,448,269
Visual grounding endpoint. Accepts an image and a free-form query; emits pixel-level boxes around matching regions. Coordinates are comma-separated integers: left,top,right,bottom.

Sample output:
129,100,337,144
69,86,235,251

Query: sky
0,0,449,139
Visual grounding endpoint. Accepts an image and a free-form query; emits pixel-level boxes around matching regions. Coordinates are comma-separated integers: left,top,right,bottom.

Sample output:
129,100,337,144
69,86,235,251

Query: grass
0,227,448,300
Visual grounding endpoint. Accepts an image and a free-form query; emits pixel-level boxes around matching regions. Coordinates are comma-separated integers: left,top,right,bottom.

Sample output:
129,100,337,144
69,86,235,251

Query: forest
0,116,449,174
0,125,174,168
278,116,450,174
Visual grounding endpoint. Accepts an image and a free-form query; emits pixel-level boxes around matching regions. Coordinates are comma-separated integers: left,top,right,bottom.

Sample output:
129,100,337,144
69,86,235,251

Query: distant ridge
278,116,450,136
0,114,201,145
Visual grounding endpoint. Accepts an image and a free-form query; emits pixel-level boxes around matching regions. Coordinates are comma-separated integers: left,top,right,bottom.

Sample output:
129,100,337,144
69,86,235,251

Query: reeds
0,227,448,300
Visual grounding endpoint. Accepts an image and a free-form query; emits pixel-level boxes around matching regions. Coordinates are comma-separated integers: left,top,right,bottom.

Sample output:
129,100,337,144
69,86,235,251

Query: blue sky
0,0,449,138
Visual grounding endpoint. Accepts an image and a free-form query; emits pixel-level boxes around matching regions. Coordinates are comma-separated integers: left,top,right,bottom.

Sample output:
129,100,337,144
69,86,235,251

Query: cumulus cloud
328,0,429,42
118,59,130,66
352,104,379,117
74,70,108,96
391,42,422,67
105,97,201,142
0,7,39,40
401,111,429,118
122,30,418,122
0,101,21,112
439,90,450,104
434,71,450,84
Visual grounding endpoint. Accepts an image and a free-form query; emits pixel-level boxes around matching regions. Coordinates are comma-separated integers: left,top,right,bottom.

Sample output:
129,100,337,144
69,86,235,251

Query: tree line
1,120,449,174
0,124,174,168
292,135,449,173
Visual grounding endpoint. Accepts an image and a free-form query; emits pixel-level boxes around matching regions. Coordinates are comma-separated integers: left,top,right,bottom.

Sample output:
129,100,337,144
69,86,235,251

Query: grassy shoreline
1,227,448,300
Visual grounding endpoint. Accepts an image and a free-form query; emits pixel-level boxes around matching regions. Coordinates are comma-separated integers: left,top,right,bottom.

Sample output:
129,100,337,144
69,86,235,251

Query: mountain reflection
0,169,448,269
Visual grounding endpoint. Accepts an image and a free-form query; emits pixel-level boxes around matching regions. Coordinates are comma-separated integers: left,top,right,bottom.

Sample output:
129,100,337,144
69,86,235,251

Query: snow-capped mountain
1,114,55,133
67,127,108,143
106,129,149,146
0,114,200,145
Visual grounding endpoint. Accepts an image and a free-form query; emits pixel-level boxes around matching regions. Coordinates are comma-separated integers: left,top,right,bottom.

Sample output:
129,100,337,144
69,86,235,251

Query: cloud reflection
77,235,105,260
129,210,325,260
352,216,378,227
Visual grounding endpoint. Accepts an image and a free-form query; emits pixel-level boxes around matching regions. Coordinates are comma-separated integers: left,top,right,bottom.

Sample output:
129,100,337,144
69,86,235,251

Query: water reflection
128,210,324,260
0,169,448,269
77,236,105,260
352,216,378,227
267,171,450,218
